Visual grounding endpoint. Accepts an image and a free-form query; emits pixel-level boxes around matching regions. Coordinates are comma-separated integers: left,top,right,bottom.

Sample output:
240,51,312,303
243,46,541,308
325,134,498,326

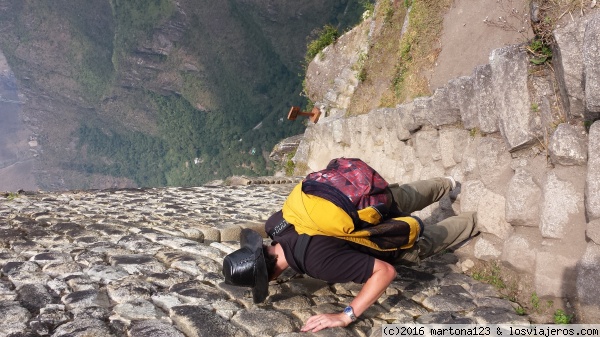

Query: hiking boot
445,176,457,190
446,176,462,200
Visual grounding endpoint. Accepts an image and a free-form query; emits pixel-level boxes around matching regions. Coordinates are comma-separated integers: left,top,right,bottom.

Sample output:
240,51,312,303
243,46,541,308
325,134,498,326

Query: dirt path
428,0,533,90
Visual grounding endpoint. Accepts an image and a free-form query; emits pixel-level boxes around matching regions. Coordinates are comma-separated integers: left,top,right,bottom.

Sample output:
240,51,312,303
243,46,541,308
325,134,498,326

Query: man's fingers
301,312,350,332
301,315,328,332
311,320,327,332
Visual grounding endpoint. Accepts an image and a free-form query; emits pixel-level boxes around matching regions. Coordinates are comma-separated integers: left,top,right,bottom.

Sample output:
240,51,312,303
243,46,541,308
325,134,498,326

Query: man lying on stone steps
222,159,478,332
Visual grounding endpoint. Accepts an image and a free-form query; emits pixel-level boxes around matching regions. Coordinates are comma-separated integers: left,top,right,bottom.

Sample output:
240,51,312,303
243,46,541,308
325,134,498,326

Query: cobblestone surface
0,182,529,337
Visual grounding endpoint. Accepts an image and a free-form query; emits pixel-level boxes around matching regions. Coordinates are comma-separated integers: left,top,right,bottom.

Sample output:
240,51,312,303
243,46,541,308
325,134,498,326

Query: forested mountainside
0,0,368,190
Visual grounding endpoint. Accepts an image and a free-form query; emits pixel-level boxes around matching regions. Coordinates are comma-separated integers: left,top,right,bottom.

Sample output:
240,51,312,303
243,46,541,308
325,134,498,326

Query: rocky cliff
0,0,365,191
295,6,600,322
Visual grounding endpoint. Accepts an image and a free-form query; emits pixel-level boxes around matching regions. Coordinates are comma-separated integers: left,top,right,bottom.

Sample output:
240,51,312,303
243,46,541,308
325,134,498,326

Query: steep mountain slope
0,0,368,190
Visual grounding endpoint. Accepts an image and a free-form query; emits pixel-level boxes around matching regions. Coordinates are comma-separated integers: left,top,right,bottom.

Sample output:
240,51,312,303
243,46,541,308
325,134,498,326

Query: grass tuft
554,309,573,324
305,25,340,64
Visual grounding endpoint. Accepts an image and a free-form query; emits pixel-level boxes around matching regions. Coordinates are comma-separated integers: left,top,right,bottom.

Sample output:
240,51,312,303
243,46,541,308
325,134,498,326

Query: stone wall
295,10,600,322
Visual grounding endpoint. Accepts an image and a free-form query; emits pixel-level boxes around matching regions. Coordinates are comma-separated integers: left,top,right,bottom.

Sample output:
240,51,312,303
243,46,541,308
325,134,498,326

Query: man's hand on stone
300,312,352,332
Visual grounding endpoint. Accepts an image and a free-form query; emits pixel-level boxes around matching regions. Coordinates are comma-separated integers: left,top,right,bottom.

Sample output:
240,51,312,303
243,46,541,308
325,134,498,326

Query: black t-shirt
266,211,404,284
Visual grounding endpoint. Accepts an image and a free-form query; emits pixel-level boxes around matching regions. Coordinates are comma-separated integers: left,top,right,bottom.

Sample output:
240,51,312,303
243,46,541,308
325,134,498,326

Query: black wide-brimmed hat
222,228,269,303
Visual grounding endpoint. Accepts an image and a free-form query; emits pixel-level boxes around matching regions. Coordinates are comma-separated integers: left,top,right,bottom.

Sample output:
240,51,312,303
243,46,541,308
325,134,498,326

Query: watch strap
343,305,357,321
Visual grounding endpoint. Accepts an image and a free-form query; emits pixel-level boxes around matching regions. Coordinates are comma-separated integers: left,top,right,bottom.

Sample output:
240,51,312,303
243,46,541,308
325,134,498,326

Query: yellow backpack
281,182,422,250
269,182,423,274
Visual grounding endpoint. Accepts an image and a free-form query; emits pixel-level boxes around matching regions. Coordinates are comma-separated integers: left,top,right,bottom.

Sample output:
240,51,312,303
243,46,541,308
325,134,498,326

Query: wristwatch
343,305,357,321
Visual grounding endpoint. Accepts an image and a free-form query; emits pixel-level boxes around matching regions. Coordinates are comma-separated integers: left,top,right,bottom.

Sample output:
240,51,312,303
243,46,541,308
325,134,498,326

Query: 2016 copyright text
382,325,600,337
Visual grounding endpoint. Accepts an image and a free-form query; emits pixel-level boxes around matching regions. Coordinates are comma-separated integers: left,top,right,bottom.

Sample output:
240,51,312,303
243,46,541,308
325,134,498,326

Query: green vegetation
509,288,573,322
530,292,541,310
74,125,169,186
5,192,19,201
472,261,507,290
0,1,117,103
284,152,297,176
110,0,174,70
345,0,448,114
528,37,552,65
70,1,370,187
383,4,396,24
360,0,375,13
355,52,368,82
346,0,408,115
75,93,275,186
472,262,570,319
61,1,117,102
0,0,370,189
305,25,340,63
391,37,412,93
554,309,573,324
390,0,451,102
584,119,600,132
469,127,481,138
470,260,522,305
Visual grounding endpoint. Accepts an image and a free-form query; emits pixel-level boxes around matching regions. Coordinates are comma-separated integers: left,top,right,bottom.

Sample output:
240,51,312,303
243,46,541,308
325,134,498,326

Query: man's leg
387,177,454,215
416,211,478,259
395,212,478,264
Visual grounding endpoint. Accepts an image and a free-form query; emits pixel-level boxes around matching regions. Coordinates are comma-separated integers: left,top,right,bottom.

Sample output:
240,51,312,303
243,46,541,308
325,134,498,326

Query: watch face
344,306,356,321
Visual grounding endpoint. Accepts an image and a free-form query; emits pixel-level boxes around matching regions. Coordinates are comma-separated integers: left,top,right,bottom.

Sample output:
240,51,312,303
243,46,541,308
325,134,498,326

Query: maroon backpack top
303,158,389,210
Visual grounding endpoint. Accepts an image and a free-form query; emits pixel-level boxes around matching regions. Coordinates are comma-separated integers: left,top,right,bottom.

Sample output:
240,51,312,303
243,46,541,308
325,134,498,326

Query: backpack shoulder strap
267,218,291,239
293,234,311,274
267,217,311,275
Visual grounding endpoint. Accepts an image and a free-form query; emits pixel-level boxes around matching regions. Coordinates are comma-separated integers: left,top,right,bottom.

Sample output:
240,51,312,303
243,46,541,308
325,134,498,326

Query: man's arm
300,258,397,332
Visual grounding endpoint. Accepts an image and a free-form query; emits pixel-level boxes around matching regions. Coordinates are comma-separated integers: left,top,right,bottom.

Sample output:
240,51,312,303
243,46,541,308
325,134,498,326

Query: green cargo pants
386,177,478,264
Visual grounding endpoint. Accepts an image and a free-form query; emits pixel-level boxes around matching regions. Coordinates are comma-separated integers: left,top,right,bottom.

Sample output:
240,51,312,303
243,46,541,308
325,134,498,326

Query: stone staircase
0,184,529,336
296,9,600,323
